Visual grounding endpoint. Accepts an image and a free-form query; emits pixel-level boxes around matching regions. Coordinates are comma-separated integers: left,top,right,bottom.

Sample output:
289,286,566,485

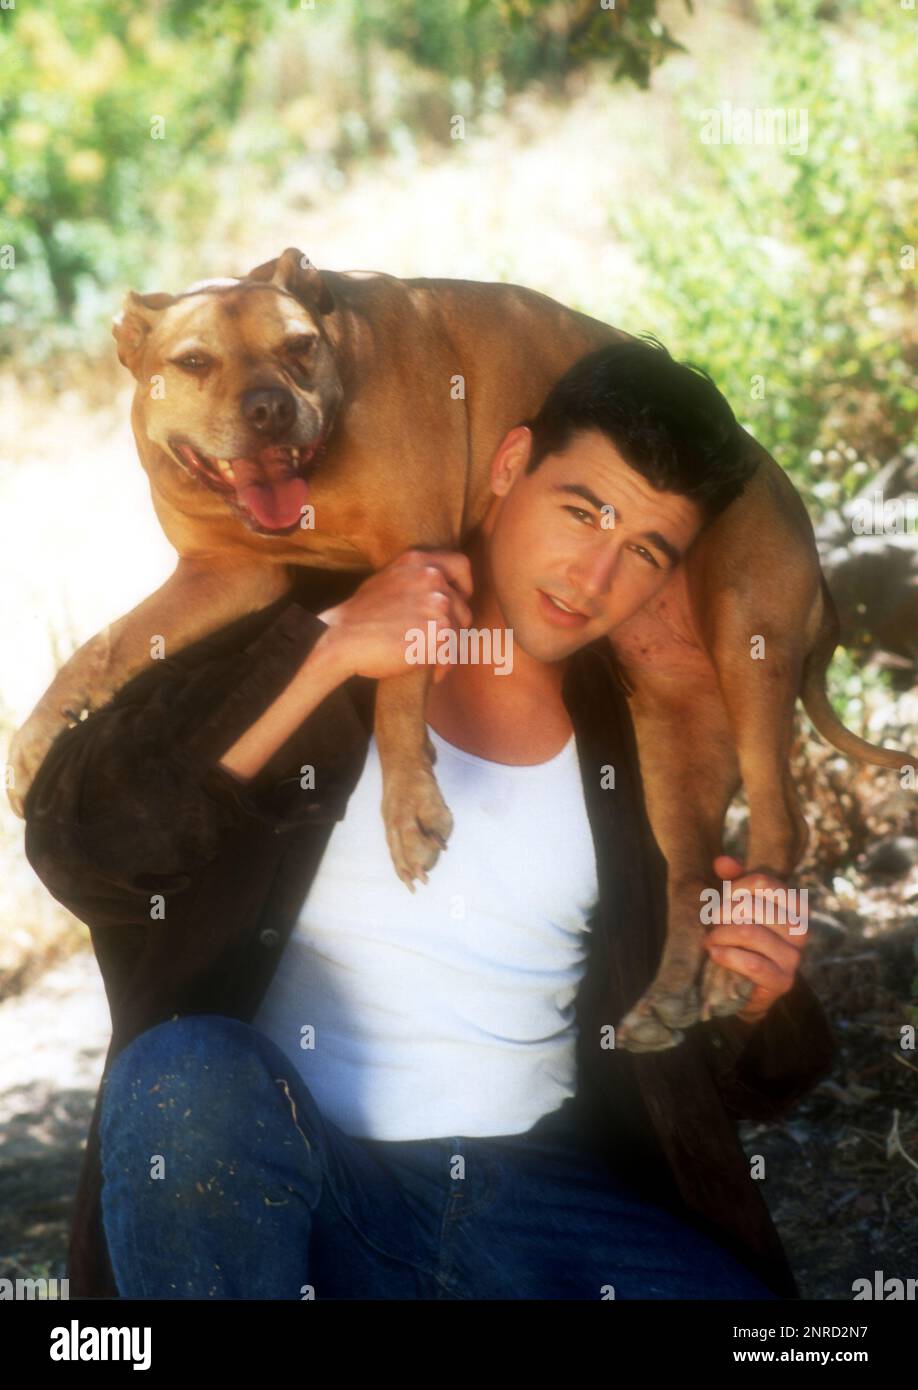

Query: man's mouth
169,436,326,534
538,589,591,627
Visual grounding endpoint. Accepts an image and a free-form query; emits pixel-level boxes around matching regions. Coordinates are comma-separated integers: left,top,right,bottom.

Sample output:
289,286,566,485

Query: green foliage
615,0,918,512
361,0,688,95
0,0,691,357
822,643,901,740
0,0,281,359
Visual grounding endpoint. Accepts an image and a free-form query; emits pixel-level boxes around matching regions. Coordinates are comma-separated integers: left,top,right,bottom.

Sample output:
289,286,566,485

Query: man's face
481,425,706,663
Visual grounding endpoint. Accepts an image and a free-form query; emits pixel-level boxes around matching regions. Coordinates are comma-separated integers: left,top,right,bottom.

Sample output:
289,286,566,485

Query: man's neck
424,536,574,766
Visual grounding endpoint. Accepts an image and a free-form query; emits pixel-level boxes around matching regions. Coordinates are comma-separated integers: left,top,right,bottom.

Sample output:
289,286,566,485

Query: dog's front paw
699,956,755,1021
381,761,454,891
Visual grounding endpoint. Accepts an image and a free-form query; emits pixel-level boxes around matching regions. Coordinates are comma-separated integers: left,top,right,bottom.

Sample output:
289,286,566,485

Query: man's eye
632,545,661,569
564,506,594,525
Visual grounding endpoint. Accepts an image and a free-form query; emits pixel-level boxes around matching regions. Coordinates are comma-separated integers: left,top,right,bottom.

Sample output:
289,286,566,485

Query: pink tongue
237,476,310,529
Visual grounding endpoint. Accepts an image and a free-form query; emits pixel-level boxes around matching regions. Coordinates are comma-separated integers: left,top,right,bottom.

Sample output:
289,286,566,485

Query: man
23,340,836,1300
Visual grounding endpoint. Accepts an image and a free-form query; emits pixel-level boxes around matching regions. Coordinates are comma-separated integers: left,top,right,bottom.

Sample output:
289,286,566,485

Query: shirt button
259,928,280,948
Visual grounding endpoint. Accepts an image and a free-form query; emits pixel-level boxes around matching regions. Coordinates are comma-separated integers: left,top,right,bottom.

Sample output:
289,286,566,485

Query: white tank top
252,721,599,1139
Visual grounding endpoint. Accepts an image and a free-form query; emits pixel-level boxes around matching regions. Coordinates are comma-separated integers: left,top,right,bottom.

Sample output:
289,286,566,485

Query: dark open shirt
22,567,837,1298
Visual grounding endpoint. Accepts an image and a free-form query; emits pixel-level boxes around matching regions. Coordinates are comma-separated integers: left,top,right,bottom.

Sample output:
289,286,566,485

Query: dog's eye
173,354,211,371
285,336,317,356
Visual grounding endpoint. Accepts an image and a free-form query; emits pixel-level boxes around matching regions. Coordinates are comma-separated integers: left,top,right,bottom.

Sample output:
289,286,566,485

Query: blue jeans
99,1014,778,1300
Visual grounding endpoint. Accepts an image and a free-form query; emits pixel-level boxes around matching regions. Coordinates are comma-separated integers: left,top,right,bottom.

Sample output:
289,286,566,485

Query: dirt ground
736,918,918,1300
0,950,108,1285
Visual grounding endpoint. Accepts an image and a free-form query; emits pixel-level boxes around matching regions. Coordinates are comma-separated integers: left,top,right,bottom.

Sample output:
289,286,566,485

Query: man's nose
566,541,619,602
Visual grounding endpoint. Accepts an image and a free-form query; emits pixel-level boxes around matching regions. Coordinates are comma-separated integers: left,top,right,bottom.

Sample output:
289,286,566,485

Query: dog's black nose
240,387,297,438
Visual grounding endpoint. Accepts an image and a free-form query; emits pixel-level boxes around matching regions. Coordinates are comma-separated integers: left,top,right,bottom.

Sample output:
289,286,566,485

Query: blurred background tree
0,0,682,353
616,0,918,512
0,0,281,349
363,0,688,101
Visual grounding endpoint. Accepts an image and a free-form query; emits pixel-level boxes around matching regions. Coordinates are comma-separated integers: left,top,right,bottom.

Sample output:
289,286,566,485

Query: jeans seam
433,1143,501,1296
325,1181,441,1283
309,1138,444,1284
266,1061,444,1285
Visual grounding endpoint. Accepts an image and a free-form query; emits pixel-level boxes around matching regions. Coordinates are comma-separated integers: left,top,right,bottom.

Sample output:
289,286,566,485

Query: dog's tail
799,573,917,770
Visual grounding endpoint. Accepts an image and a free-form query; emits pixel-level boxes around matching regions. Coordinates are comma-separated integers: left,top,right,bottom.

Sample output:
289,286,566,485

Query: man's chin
510,616,597,664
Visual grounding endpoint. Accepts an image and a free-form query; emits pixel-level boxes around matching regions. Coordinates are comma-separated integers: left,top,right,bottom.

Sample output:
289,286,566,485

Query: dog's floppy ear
245,247,335,316
111,289,175,379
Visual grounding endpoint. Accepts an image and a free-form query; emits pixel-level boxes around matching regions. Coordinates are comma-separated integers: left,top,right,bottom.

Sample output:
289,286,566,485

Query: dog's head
112,248,343,536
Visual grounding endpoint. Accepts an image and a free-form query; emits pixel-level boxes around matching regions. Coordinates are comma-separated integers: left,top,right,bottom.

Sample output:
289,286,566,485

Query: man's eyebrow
551,483,684,568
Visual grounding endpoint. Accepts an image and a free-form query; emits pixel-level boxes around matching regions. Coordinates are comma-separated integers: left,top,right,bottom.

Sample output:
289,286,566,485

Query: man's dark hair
520,337,754,525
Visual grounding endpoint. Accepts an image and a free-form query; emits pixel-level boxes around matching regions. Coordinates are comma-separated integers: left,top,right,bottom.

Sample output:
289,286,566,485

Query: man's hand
317,548,474,684
218,550,473,786
704,854,807,1026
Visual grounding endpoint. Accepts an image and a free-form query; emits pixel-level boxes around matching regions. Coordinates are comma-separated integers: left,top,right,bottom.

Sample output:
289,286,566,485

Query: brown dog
8,248,914,1051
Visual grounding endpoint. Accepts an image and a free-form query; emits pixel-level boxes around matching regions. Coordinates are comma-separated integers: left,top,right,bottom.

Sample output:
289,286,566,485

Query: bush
614,0,918,514
0,1,281,362
363,0,686,97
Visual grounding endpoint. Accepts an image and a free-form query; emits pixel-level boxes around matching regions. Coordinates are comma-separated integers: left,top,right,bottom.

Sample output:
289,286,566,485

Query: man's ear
111,289,174,378
491,424,533,495
244,247,335,316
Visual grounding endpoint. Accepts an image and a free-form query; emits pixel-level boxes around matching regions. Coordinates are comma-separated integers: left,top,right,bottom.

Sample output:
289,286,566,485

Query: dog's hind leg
614,674,746,1052
698,615,812,1019
7,556,291,817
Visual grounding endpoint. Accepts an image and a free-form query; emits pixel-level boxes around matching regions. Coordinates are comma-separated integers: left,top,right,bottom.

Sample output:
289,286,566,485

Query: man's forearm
216,625,353,783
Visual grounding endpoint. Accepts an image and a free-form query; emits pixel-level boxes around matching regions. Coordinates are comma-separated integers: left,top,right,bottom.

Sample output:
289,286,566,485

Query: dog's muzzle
168,434,327,534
